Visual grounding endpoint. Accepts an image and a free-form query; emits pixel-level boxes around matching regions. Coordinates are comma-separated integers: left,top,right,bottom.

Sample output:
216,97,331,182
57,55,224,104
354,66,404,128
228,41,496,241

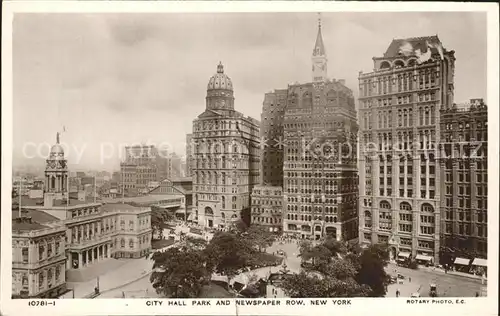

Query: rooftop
12,209,60,224
101,194,181,205
12,217,49,232
383,36,444,58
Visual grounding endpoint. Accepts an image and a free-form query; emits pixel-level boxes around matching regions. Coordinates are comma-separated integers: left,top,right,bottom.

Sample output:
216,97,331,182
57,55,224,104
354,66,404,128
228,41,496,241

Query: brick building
439,98,488,264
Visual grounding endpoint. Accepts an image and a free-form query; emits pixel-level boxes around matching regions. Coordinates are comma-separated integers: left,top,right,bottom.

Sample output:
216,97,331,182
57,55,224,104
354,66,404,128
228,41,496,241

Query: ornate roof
383,35,443,58
207,62,233,91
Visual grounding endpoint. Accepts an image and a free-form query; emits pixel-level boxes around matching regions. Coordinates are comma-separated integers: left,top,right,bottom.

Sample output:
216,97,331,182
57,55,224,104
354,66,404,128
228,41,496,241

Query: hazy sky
13,12,487,171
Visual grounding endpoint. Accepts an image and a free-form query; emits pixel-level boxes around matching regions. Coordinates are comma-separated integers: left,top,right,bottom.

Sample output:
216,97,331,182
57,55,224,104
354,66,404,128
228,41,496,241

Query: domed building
191,62,261,229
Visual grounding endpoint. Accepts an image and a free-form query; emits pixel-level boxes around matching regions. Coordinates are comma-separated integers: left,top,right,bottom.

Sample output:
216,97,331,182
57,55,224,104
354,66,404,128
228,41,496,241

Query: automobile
390,276,398,284
277,250,285,256
410,292,421,298
397,273,405,279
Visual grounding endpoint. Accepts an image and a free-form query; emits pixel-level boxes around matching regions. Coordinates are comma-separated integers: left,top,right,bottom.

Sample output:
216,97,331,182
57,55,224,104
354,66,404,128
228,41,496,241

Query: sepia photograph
1,2,498,316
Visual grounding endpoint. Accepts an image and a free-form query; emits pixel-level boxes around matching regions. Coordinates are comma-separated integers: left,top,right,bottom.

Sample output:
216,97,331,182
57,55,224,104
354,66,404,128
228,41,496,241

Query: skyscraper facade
191,63,260,229
358,36,455,263
279,21,359,241
439,98,488,262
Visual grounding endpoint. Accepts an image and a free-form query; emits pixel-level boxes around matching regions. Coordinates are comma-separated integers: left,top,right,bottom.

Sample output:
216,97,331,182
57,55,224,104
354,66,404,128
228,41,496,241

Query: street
385,263,483,297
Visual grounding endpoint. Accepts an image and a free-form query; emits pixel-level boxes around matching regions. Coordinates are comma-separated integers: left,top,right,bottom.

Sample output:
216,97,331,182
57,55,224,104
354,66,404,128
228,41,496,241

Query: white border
1,2,498,316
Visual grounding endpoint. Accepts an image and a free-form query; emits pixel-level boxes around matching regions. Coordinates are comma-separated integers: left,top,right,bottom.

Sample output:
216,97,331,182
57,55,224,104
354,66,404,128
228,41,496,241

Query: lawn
151,238,176,250
248,252,283,269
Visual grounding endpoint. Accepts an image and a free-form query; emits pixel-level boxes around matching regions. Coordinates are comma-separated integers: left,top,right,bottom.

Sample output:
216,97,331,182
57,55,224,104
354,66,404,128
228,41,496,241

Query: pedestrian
409,277,411,283
475,292,480,297
396,289,400,298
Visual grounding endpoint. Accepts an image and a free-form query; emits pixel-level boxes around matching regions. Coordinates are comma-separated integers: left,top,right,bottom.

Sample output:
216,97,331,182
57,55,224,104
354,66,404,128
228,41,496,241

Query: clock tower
44,132,69,206
312,17,328,82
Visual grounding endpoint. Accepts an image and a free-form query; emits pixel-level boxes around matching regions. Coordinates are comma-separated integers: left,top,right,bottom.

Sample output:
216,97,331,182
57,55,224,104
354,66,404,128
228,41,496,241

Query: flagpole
94,175,96,203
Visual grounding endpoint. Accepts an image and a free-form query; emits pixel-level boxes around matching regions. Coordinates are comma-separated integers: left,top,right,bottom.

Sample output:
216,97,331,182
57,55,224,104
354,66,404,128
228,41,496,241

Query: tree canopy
282,239,390,297
149,247,210,298
150,229,281,297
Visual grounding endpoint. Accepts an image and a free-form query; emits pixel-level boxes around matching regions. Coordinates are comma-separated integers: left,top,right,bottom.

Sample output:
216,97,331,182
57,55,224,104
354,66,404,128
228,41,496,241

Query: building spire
313,13,326,57
56,132,60,144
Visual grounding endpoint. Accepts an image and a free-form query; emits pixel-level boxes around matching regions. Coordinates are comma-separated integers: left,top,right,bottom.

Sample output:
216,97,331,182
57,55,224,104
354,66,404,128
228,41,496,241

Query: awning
398,252,411,258
454,257,470,265
472,258,487,267
415,254,433,261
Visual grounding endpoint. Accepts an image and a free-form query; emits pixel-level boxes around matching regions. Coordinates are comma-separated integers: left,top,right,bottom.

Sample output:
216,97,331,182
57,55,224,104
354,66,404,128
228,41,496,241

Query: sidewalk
419,266,486,282
65,258,154,298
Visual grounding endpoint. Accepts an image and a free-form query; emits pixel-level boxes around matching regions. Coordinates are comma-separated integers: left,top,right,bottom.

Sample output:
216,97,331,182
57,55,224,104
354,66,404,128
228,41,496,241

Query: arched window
421,203,434,213
129,239,134,249
380,201,391,209
380,61,391,69
364,210,372,218
120,238,125,248
400,202,412,211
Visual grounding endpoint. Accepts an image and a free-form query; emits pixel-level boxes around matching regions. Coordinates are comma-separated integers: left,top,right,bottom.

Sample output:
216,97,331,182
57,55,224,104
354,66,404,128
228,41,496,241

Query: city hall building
191,62,260,229
12,134,152,299
357,36,455,263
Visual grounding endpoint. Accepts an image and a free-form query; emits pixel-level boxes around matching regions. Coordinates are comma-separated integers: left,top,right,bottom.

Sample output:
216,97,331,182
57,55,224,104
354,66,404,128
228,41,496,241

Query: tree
245,225,276,252
183,236,208,251
150,207,175,240
352,244,391,297
204,232,254,285
150,247,210,298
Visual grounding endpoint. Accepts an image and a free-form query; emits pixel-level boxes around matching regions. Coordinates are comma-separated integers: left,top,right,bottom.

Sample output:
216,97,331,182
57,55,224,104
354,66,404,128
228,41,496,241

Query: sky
12,12,487,171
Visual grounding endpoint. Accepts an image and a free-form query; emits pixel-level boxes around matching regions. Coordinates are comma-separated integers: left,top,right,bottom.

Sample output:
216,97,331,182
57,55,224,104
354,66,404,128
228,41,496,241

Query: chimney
44,193,54,207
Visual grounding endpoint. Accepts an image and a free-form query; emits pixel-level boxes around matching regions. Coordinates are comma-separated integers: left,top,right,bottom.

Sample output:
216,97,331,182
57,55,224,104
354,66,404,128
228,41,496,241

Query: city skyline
13,12,487,170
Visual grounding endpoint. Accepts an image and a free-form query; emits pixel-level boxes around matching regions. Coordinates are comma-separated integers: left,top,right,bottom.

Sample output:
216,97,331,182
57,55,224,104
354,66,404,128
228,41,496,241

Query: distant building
251,185,283,233
439,99,488,261
148,177,193,221
186,133,193,177
192,62,260,229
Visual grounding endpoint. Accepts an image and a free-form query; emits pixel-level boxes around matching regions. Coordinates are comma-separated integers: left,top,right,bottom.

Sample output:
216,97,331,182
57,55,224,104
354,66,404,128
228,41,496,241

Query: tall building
186,133,193,177
261,90,287,186
439,98,488,262
191,62,260,229
358,36,455,263
279,20,359,241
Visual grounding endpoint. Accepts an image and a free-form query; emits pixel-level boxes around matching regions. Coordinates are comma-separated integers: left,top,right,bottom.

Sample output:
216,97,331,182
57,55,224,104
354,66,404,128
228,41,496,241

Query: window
420,226,434,235
129,239,134,249
22,248,28,263
121,239,125,248
39,245,45,261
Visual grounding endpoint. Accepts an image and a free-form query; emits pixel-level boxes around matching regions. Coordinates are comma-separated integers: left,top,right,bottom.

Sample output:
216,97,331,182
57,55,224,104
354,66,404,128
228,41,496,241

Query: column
383,160,388,196
425,158,430,199
359,157,366,195
78,253,83,269
373,159,380,196
107,243,111,258
393,156,400,197
404,158,408,197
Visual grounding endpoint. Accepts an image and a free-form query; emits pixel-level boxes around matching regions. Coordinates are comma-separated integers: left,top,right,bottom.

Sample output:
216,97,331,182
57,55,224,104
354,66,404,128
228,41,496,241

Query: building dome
207,62,233,91
50,144,64,155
